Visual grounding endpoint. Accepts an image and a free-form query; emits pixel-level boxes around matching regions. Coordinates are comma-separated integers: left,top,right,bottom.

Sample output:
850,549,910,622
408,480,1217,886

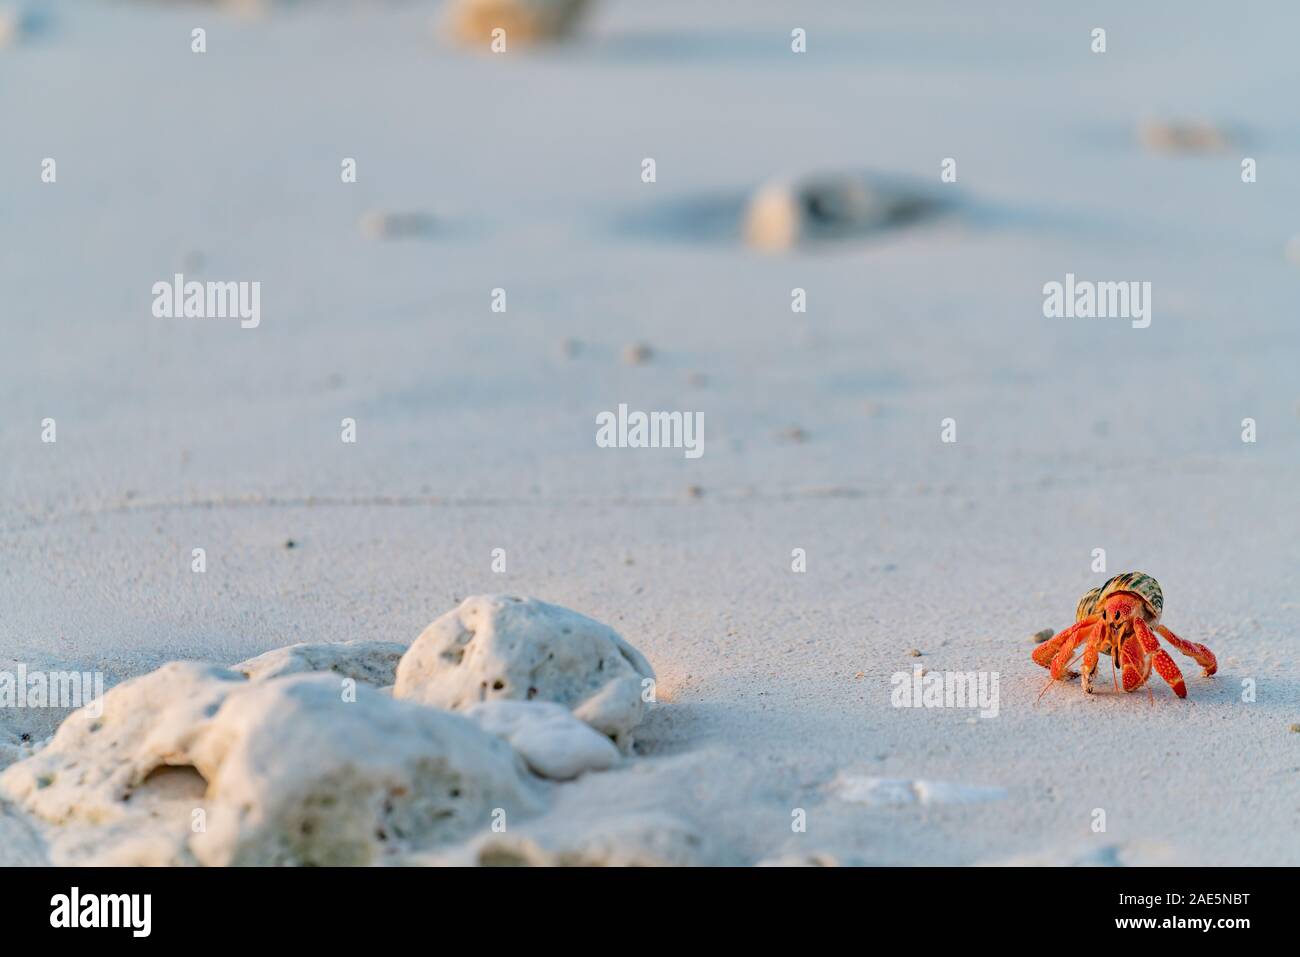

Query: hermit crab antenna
1034,676,1056,704
1035,646,1087,704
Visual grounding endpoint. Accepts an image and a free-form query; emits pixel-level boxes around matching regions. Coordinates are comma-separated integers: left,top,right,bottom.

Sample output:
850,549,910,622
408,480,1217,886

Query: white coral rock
466,700,620,780
0,662,540,865
830,773,1007,807
232,639,405,687
393,595,655,750
186,675,538,865
0,662,245,826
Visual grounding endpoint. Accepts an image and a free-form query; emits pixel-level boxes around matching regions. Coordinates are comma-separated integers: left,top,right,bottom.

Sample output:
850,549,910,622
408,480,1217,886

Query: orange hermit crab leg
1048,623,1093,680
1134,619,1187,698
1155,624,1217,677
1079,627,1105,693
1119,634,1149,693
1035,621,1098,702
1032,617,1096,670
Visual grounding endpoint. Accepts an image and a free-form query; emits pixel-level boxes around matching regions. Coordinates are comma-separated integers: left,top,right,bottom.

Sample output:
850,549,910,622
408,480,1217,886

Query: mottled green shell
1075,572,1163,621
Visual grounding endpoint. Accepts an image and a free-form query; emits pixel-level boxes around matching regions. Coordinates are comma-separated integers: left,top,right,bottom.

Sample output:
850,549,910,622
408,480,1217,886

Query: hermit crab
1033,572,1217,698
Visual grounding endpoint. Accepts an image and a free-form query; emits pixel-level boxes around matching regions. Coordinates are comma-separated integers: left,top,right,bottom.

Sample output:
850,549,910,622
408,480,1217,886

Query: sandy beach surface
2,1,1298,865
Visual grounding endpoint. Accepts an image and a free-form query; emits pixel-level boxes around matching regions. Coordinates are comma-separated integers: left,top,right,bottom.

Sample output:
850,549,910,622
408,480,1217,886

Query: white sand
2,0,1299,865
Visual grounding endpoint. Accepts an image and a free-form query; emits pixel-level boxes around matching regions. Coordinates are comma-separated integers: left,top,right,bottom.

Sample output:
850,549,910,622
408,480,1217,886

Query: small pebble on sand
743,172,939,251
622,342,653,365
443,0,590,48
777,426,809,443
1290,723,1300,734
1285,236,1300,266
1033,628,1055,643
284,539,297,550
908,648,923,657
0,7,28,47
359,210,437,240
1138,119,1232,153
558,338,581,358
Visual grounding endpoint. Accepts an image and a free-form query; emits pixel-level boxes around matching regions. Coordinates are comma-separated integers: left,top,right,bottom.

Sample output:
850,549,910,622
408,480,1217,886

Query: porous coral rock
393,595,655,750
466,700,620,780
232,639,405,687
0,663,540,865
0,662,244,826
187,675,539,865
